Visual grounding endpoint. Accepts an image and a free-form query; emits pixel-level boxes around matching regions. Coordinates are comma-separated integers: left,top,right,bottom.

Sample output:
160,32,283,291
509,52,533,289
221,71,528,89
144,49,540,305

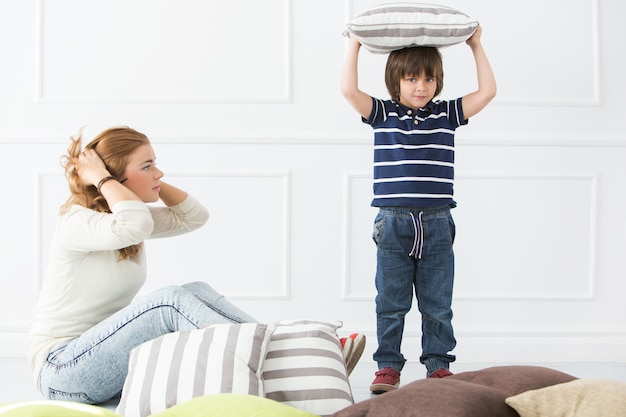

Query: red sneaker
370,367,400,394
428,368,453,378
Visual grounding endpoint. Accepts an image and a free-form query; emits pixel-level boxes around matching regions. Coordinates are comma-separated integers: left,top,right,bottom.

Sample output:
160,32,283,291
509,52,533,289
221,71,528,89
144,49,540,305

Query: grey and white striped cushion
262,320,354,417
344,2,479,53
116,323,275,417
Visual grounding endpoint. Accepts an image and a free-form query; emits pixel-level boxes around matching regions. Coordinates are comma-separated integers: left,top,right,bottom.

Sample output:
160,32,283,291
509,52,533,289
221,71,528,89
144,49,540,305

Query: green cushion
0,401,120,417
150,394,319,417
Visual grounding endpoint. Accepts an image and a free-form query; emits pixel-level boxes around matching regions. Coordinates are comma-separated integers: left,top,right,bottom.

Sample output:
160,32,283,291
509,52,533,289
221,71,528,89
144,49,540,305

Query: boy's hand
347,31,362,47
466,25,482,47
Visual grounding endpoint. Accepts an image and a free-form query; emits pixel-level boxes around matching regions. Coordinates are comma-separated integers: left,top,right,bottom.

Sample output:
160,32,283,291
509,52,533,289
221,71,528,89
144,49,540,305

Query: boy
340,26,496,394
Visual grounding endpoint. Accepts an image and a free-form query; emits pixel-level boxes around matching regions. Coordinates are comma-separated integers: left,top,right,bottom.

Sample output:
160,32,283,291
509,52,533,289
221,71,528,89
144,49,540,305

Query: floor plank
2,357,625,409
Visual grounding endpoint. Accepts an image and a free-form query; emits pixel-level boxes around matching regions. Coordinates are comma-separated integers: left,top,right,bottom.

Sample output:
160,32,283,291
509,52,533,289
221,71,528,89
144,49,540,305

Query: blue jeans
37,281,257,404
372,206,456,376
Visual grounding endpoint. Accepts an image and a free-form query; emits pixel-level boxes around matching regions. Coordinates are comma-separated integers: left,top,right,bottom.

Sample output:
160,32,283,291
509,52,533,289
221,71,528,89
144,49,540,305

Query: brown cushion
330,378,518,417
449,366,578,397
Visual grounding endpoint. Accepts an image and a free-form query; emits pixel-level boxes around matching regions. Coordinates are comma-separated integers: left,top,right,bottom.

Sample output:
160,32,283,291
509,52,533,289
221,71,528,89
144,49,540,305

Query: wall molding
340,171,372,301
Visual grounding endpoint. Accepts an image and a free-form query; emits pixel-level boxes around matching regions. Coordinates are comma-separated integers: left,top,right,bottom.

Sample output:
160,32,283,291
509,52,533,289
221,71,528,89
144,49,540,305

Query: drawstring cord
409,211,424,259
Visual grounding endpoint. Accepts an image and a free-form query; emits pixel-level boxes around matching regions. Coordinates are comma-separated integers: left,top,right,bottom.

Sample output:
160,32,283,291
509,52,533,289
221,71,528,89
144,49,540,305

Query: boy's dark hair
384,47,444,102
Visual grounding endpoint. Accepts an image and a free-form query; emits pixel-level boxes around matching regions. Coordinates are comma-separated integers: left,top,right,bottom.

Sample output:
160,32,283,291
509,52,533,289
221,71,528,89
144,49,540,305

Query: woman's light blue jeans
37,281,257,404
372,206,457,376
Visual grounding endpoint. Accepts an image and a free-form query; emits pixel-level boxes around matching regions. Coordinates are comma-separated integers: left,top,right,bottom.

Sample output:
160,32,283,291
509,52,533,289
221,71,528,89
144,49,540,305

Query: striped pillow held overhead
344,2,479,53
116,323,275,417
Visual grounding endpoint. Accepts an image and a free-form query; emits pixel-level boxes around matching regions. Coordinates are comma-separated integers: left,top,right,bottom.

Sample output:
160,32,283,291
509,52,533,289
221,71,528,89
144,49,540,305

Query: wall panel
342,172,598,301
453,174,596,300
38,0,292,103
141,172,291,298
348,0,600,106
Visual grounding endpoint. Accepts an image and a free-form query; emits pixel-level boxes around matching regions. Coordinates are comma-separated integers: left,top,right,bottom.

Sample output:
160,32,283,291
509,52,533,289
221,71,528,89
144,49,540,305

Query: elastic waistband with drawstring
409,211,423,259
377,205,453,260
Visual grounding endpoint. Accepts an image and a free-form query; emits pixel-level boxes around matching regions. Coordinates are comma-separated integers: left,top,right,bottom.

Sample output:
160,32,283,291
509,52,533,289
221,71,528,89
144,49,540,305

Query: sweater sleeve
55,201,154,252
149,194,209,239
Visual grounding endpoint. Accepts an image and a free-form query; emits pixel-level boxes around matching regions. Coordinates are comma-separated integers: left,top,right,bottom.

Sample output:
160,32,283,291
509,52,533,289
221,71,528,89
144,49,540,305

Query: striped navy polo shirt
364,97,467,208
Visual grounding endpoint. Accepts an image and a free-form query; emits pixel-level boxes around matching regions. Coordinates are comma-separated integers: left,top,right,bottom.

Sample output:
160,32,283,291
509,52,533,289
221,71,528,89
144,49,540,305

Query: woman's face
121,144,164,202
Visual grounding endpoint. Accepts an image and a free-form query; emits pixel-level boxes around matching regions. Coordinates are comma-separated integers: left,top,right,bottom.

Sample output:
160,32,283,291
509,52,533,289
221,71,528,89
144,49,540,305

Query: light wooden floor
349,360,626,403
2,357,625,409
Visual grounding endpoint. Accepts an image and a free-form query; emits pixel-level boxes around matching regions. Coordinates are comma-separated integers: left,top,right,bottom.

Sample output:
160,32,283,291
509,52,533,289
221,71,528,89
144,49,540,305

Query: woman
28,126,257,404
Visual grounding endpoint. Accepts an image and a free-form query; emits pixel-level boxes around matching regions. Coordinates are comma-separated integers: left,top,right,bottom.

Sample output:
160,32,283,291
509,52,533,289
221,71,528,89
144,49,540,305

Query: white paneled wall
1,0,625,366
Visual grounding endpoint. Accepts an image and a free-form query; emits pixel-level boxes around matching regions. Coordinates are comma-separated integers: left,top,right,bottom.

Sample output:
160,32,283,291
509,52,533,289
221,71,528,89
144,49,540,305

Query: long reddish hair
60,126,150,260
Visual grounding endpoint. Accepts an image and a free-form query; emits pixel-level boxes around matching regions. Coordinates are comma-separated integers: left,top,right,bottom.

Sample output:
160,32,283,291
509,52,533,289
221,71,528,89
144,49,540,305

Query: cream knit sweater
28,196,208,378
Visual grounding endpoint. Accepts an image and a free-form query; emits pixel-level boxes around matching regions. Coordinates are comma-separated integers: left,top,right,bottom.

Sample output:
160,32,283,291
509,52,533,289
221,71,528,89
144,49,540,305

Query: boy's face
398,72,437,109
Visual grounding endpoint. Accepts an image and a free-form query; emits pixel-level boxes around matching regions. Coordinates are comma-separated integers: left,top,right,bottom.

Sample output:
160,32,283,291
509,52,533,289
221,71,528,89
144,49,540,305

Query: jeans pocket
47,387,95,403
448,212,456,245
372,212,385,245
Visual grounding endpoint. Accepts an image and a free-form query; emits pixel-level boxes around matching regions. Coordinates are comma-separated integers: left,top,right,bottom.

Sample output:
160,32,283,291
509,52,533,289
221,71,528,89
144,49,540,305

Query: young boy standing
341,26,496,394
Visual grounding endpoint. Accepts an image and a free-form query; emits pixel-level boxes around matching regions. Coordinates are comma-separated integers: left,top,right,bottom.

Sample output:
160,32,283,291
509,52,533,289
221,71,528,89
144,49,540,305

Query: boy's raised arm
341,34,374,120
461,26,497,120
